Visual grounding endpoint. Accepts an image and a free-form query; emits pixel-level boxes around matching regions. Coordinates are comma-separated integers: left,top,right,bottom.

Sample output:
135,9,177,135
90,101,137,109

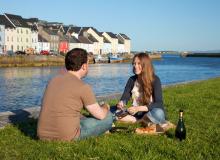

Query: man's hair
65,48,88,71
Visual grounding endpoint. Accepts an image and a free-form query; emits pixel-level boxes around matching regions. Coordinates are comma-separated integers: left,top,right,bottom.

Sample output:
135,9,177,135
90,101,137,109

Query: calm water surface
0,54,220,112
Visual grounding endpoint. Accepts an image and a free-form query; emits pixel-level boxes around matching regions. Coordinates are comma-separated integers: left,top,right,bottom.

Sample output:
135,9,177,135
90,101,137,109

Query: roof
88,34,99,42
5,13,29,28
30,24,38,31
119,33,130,40
78,36,92,44
118,38,124,44
68,27,82,34
103,36,111,43
44,28,58,36
106,32,118,39
91,27,102,37
69,36,80,43
24,18,39,24
0,15,14,28
63,26,69,34
38,35,49,42
79,27,102,37
79,27,90,36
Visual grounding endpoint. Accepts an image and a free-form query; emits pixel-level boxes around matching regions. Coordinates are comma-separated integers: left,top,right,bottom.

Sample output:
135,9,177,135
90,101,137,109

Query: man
37,48,113,141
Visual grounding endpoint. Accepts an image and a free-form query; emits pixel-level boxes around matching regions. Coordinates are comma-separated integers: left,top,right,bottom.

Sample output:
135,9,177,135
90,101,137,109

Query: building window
26,30,28,34
21,38,22,42
11,37,13,42
7,36,9,42
17,37,19,42
32,38,33,43
0,27,1,31
26,38,28,42
0,36,1,41
17,29,19,33
22,46,23,51
21,29,23,33
17,45,19,50
11,45,13,51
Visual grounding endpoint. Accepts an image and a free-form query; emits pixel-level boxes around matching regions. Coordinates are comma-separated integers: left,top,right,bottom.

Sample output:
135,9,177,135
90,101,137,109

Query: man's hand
127,106,139,115
85,102,110,120
101,103,110,111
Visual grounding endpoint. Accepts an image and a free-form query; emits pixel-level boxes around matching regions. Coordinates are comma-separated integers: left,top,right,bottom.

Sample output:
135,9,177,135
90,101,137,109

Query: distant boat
109,54,123,63
94,55,108,63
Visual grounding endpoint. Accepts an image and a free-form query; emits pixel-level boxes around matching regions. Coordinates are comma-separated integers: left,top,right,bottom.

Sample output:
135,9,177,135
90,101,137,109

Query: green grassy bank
0,78,220,159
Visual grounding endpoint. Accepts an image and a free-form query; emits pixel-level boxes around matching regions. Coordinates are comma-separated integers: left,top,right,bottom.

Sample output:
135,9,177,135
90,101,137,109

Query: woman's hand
117,101,124,110
127,106,139,115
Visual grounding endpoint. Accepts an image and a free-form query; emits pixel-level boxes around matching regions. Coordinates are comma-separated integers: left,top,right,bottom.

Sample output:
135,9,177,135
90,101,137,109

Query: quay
181,52,220,58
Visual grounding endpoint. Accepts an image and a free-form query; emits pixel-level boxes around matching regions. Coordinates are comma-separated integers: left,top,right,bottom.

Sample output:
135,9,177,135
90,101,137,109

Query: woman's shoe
160,121,176,131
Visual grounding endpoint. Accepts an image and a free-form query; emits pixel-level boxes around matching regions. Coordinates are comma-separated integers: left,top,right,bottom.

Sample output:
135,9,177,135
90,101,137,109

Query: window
17,29,19,33
22,46,23,51
17,45,19,50
32,38,33,43
0,36,1,41
17,37,19,42
26,30,28,34
11,45,13,50
26,38,28,42
11,37,13,42
21,29,23,33
7,36,9,42
21,38,22,42
0,27,1,31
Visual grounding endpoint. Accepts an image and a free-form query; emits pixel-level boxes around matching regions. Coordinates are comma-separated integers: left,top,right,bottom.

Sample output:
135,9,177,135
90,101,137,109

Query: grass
0,78,220,160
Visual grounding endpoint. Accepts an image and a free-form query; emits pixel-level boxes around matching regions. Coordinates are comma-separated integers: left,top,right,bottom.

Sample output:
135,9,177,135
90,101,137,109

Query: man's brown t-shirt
37,72,96,141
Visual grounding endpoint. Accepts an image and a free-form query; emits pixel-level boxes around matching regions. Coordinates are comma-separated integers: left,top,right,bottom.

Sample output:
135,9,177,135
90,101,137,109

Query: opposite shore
0,54,162,67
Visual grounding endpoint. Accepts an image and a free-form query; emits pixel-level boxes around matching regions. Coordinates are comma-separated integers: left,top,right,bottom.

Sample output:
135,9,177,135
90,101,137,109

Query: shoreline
0,54,162,68
1,76,219,129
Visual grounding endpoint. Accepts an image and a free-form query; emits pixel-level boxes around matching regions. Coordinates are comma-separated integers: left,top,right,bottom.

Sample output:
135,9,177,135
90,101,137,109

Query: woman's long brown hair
132,53,155,105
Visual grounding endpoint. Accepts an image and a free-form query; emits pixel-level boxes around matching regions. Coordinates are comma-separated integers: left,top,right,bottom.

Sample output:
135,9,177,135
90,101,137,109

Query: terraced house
117,33,131,53
0,12,131,55
79,27,104,55
25,18,39,52
102,32,119,54
0,15,7,54
4,13,32,52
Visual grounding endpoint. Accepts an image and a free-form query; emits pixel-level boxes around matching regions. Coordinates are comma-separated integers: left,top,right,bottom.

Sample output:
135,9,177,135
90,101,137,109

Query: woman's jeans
110,106,166,125
79,112,114,140
146,108,166,124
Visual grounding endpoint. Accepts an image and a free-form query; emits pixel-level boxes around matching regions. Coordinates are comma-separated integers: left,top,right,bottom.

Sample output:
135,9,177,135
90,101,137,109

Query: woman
117,53,169,133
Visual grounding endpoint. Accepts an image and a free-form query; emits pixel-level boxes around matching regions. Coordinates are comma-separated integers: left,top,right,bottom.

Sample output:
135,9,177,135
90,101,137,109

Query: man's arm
85,103,109,120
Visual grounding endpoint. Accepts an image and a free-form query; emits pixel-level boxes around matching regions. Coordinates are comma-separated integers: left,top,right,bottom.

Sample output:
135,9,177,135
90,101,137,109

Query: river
0,54,220,112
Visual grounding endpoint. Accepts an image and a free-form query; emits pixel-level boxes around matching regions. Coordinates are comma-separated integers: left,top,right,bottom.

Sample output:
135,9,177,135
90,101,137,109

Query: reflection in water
0,55,220,112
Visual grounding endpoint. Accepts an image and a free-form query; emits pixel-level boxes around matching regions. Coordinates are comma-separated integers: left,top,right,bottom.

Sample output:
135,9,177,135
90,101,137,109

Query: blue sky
1,0,220,51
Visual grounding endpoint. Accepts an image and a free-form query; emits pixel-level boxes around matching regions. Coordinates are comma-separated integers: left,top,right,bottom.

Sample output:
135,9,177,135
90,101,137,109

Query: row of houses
0,13,131,55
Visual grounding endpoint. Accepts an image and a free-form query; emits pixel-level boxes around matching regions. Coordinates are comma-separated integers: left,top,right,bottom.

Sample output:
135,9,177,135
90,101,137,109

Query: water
0,54,220,112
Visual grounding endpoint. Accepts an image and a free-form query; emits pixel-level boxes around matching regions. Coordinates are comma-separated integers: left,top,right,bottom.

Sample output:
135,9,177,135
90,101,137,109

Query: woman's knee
147,108,165,124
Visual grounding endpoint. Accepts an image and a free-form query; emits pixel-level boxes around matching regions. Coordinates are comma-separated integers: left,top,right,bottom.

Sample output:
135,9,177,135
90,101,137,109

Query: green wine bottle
175,110,186,141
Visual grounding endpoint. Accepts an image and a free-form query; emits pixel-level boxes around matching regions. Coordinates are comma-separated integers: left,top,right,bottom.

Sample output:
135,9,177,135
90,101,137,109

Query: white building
4,13,32,52
117,33,131,53
0,23,5,54
117,37,125,53
102,32,118,54
38,35,50,52
102,36,111,54
78,36,94,53
68,36,81,50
